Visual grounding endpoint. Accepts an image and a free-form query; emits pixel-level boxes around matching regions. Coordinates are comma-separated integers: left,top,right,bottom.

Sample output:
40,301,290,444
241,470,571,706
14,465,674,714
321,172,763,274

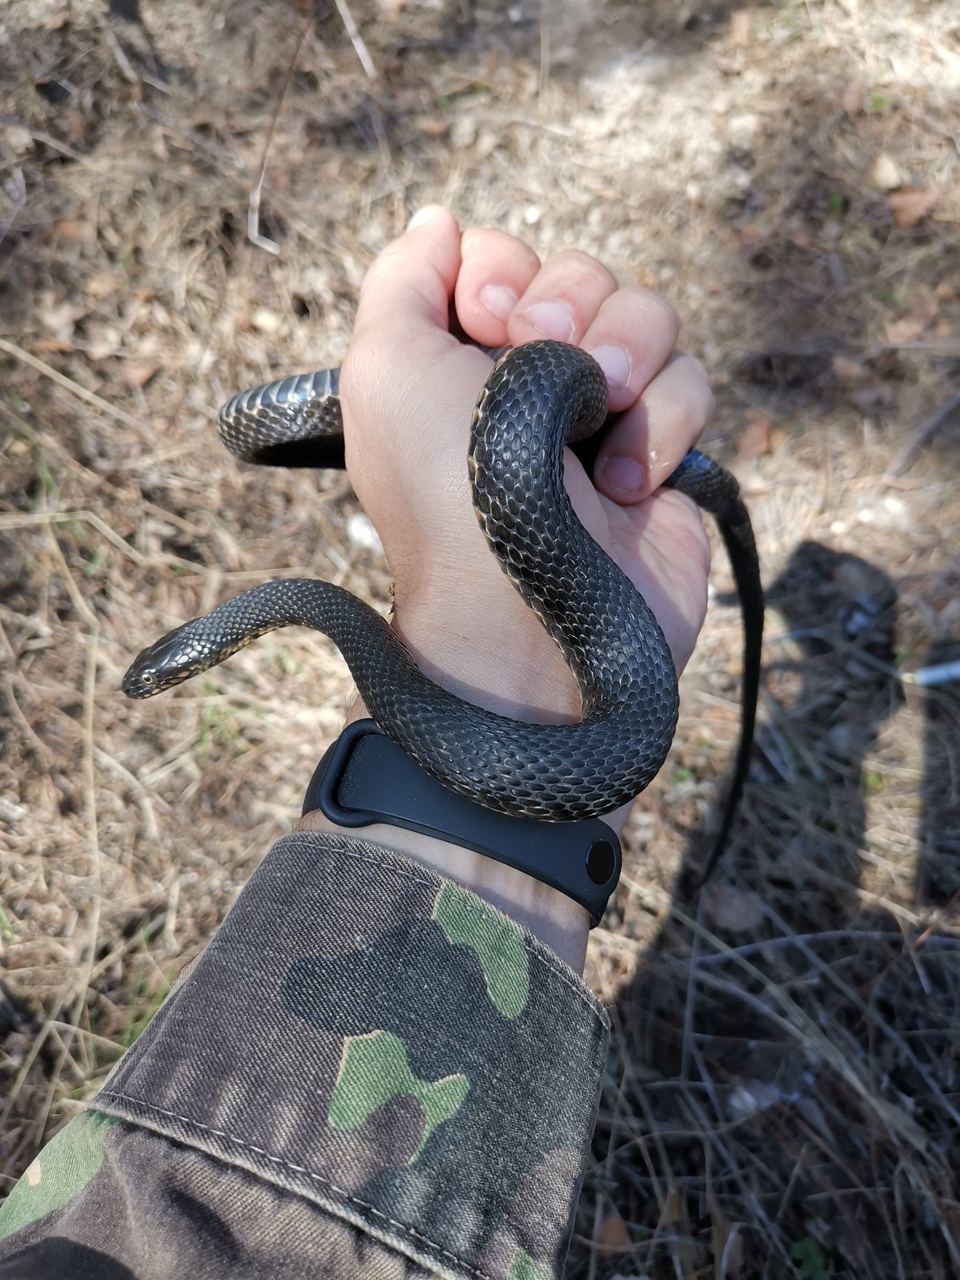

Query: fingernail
597,454,645,499
589,344,632,390
479,283,518,320
516,300,576,340
407,205,444,230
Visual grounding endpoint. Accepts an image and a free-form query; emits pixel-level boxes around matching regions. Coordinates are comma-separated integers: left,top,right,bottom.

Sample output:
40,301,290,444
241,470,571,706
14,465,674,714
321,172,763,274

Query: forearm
0,827,609,1280
297,809,596,972
305,603,632,975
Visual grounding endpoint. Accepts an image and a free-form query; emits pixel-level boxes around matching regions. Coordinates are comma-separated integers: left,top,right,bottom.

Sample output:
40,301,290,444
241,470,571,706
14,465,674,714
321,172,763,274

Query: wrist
317,689,631,972
307,604,631,972
390,593,581,723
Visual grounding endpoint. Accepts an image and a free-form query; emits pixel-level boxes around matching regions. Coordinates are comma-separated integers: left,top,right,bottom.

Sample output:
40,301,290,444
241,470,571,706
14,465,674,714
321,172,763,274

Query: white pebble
347,513,383,554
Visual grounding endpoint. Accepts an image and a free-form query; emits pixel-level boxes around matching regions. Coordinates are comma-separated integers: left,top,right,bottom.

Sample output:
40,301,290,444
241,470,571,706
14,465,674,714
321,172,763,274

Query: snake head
121,645,170,697
121,658,164,698
121,625,199,698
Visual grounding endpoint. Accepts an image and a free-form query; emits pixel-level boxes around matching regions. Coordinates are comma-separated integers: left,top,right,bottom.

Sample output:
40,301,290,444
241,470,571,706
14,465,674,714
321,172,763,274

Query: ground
1,1,959,1276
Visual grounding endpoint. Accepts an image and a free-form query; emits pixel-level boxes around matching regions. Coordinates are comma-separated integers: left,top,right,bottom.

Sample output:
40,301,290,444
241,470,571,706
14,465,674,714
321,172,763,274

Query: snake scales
123,340,762,869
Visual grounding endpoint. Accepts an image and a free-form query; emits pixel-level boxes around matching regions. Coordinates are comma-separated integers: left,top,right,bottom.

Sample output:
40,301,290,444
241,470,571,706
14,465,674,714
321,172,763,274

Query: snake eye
140,672,155,685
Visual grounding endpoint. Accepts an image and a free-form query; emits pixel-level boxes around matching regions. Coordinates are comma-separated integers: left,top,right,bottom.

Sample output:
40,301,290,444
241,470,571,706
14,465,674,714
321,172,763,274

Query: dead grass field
1,1,959,1276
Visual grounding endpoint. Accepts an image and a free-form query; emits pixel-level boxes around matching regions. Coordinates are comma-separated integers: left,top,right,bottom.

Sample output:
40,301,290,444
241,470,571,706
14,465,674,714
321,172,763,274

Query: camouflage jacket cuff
91,831,611,1279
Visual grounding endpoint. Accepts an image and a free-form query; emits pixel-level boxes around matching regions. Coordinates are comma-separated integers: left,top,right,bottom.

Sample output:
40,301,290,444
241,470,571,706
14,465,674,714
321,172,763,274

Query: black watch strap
302,719,622,926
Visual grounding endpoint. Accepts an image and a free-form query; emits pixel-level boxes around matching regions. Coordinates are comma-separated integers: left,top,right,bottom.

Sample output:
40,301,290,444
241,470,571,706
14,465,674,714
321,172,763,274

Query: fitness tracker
302,719,622,926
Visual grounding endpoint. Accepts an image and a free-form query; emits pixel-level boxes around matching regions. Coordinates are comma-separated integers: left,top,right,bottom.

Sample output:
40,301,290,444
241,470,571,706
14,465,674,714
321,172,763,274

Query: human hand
340,207,711,728
300,207,714,967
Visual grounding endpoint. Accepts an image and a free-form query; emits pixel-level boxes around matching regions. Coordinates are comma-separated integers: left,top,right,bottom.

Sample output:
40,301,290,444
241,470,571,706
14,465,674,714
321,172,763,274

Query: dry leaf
51,218,93,243
37,0,69,28
596,1213,631,1252
416,117,449,138
150,126,169,162
88,323,123,360
832,356,868,383
33,337,75,354
842,84,862,115
125,362,160,389
888,187,937,227
39,296,85,336
709,1196,740,1275
884,314,926,344
729,9,751,44
884,285,938,344
736,413,772,458
870,152,901,191
85,272,119,301
61,109,89,148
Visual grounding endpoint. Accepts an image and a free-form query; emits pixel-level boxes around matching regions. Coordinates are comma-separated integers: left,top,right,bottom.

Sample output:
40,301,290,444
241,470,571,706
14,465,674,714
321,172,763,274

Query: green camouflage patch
0,1110,119,1241
433,882,530,1018
330,1029,469,1162
506,1246,554,1280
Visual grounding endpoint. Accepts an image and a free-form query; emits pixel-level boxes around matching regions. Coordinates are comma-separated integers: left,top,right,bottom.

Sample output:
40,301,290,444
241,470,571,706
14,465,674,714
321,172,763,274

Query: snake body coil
124,341,762,864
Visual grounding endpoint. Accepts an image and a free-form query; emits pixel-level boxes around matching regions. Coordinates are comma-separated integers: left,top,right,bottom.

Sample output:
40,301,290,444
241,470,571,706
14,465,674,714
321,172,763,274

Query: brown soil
2,2,959,1275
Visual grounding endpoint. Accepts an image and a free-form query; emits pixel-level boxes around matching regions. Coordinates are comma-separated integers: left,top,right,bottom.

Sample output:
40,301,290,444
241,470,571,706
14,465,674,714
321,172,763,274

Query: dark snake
123,340,762,873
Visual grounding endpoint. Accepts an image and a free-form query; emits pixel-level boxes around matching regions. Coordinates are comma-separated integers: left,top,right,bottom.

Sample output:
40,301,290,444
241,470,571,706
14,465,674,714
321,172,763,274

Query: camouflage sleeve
0,831,609,1279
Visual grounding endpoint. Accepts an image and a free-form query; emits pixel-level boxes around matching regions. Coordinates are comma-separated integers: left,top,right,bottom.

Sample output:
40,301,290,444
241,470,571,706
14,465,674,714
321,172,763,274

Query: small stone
346,513,383,554
870,152,901,191
3,124,33,155
251,308,282,334
450,115,476,149
705,883,764,932
728,111,760,147
727,1080,782,1119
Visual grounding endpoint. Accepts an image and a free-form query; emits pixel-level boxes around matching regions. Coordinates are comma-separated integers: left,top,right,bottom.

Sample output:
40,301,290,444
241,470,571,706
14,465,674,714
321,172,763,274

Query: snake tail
664,450,763,879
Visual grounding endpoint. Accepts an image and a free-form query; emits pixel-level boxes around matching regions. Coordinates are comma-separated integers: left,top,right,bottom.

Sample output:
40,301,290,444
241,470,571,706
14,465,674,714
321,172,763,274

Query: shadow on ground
577,542,958,1276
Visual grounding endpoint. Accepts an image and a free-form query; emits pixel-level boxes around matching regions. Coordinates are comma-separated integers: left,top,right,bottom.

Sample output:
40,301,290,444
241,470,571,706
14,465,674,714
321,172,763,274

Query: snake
123,340,762,871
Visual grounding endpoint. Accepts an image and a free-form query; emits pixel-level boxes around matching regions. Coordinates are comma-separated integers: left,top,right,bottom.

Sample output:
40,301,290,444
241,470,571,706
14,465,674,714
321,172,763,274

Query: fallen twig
333,0,377,80
0,336,141,431
886,391,960,477
248,19,312,255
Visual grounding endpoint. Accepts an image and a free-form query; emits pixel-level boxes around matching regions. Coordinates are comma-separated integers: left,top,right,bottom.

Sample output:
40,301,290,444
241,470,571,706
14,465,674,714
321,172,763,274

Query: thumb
352,206,462,352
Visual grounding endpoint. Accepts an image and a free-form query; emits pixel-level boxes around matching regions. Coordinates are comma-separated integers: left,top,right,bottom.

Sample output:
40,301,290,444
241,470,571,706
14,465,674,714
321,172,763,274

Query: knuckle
639,289,680,341
547,248,617,290
678,354,715,417
464,226,531,255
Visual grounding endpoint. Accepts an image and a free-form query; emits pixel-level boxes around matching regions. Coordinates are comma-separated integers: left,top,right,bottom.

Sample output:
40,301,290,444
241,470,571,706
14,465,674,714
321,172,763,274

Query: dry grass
1,1,959,1276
